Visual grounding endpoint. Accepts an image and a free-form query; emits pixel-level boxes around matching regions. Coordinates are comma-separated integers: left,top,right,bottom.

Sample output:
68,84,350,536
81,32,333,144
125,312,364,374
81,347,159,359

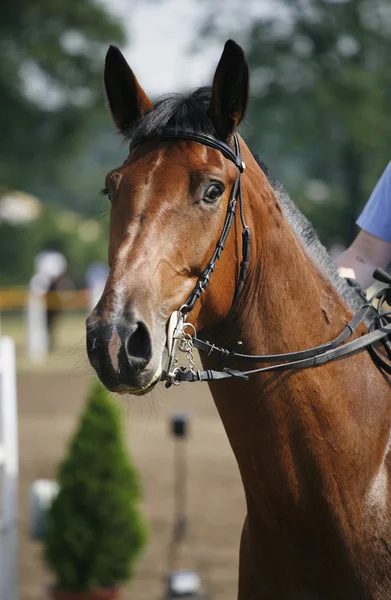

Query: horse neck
205,148,390,527
221,147,351,359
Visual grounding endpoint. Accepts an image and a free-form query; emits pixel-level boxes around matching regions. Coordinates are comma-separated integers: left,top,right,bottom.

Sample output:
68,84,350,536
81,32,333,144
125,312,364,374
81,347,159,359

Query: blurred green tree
0,0,125,208
197,0,391,246
44,380,147,592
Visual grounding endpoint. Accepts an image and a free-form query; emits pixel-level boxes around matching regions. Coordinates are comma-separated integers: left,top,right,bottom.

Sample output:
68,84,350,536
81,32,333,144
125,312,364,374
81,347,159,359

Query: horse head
86,40,250,394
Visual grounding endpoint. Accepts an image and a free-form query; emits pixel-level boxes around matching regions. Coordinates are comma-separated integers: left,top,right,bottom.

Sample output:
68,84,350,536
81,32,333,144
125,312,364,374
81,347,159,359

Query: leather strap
171,322,391,383
162,276,391,385
129,128,249,314
173,368,249,382
129,129,391,386
129,127,245,171
192,301,373,363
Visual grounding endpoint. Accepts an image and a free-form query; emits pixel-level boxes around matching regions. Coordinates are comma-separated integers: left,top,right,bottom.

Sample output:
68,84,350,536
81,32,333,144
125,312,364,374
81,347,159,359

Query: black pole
170,413,189,551
164,413,209,599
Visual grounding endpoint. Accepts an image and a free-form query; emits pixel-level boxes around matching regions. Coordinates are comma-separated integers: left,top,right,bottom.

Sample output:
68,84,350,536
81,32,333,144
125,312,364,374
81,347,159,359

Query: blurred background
1,0,390,598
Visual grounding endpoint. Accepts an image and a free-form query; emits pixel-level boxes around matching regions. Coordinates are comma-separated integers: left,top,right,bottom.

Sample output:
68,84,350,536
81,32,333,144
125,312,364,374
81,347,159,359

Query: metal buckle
171,367,182,386
166,310,197,386
166,309,186,381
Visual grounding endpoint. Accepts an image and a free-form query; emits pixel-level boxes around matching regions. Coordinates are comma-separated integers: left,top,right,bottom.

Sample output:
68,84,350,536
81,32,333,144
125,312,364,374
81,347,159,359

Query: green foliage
0,221,36,285
0,205,109,287
0,0,125,207
43,381,147,591
197,0,391,246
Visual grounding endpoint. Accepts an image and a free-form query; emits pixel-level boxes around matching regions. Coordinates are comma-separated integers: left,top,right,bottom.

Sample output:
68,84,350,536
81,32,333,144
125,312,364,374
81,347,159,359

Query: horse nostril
125,321,152,367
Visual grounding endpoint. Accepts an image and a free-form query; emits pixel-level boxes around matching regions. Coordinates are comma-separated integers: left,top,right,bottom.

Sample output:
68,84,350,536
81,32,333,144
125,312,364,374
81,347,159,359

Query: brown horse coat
87,41,391,599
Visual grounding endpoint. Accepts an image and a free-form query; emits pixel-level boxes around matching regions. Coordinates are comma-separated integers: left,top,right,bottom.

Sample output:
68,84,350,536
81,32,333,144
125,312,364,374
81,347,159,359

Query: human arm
337,230,391,289
337,161,391,289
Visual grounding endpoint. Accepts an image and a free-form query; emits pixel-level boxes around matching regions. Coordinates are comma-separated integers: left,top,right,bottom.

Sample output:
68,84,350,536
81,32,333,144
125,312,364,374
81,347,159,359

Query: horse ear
104,45,153,133
208,40,249,141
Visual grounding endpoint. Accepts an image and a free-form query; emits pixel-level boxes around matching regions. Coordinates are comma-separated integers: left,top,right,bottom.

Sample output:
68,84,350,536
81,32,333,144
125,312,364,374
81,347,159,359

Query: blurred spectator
46,269,75,352
30,244,74,351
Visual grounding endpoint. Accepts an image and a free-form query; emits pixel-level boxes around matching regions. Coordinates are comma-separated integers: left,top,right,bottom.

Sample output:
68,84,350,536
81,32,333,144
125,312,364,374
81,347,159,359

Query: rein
129,128,391,387
175,281,391,383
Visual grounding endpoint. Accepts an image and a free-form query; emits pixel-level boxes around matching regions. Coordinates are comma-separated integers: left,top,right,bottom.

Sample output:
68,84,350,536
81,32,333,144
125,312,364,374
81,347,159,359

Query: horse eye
203,183,224,203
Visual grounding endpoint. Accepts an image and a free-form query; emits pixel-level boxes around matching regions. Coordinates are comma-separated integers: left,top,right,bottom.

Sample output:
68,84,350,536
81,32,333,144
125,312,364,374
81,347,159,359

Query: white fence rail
0,337,18,600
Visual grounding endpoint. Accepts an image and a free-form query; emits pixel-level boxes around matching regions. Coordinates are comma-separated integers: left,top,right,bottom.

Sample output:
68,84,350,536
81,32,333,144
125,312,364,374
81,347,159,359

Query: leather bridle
128,128,391,387
129,127,250,311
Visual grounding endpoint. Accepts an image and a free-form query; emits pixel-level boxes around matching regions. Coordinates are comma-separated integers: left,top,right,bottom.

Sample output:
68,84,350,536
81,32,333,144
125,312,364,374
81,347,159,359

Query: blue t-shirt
357,161,391,242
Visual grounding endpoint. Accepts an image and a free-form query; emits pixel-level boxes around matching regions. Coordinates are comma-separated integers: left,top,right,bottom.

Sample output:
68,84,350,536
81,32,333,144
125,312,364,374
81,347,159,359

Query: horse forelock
123,86,217,143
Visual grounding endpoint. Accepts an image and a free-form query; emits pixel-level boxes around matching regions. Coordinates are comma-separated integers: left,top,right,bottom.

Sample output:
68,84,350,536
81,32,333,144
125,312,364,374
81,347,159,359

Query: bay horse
87,40,391,599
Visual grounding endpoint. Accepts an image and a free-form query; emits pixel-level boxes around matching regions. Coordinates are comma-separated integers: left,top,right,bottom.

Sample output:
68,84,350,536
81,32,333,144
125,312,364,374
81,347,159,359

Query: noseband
129,129,391,387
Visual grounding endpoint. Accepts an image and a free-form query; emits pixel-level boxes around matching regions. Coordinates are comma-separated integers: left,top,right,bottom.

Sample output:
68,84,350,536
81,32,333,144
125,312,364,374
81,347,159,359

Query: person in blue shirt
337,161,391,289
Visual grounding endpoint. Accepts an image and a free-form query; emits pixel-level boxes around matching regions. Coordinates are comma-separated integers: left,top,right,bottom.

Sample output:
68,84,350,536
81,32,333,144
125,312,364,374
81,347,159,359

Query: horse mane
126,86,365,313
256,160,366,314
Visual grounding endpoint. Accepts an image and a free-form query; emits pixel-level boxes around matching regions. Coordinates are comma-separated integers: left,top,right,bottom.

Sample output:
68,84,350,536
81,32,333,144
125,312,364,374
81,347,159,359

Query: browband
129,127,245,172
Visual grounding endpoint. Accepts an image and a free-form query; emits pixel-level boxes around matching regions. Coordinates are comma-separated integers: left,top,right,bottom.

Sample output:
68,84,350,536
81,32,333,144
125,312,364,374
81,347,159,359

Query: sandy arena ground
18,368,246,600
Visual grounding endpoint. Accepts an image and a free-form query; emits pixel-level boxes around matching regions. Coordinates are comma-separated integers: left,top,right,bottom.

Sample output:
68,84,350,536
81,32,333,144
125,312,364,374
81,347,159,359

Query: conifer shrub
44,380,147,592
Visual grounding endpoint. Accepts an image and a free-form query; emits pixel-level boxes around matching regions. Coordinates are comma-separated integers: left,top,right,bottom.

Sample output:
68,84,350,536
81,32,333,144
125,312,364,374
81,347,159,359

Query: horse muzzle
86,309,163,395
